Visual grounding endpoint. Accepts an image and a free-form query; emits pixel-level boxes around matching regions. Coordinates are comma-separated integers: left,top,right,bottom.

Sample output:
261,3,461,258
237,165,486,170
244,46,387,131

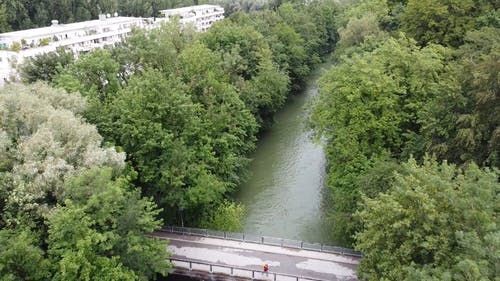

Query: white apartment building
159,4,224,32
0,14,144,86
0,5,225,86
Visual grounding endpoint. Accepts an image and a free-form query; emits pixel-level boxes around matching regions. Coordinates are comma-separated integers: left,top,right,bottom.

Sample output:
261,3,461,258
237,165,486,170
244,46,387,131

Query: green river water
234,62,333,244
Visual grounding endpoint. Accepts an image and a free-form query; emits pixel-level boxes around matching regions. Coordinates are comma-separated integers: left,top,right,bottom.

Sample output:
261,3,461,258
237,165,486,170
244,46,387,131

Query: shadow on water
233,61,335,244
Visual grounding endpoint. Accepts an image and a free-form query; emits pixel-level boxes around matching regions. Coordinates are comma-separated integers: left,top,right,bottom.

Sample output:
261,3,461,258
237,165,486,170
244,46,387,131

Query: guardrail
159,226,362,257
169,257,331,281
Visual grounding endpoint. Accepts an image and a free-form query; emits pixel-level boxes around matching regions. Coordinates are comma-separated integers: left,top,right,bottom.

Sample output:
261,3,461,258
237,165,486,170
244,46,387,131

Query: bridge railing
169,257,331,281
159,226,362,257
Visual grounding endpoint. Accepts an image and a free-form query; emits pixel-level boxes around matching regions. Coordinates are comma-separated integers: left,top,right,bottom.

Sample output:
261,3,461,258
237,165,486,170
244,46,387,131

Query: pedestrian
263,263,269,272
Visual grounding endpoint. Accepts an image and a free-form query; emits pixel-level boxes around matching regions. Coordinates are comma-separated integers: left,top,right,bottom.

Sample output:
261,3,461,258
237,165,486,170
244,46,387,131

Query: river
233,62,332,244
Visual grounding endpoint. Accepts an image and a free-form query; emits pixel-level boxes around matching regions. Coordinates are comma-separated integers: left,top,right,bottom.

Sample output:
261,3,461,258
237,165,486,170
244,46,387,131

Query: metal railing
169,257,331,281
159,226,362,257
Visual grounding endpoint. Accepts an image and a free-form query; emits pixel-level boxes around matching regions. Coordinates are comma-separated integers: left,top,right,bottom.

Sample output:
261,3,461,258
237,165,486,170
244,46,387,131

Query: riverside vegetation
1,0,338,280
0,0,498,280
310,0,498,280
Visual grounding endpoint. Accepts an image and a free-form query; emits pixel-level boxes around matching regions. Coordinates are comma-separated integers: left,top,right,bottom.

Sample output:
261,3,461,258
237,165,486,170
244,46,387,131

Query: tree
401,0,476,47
419,27,500,167
202,21,290,127
311,36,459,245
0,3,11,32
337,12,386,50
0,82,125,225
55,49,121,102
200,200,245,232
229,11,310,89
49,168,171,281
0,228,50,281
355,157,499,281
20,48,74,83
55,49,123,140
0,83,170,280
107,69,225,223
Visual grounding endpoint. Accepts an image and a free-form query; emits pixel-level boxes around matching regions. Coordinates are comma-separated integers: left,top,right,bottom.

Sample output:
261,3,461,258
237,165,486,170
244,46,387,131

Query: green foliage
312,0,499,278
312,35,460,245
51,168,171,281
0,82,124,224
56,49,121,102
0,228,50,281
20,48,74,83
355,158,499,281
401,0,477,47
228,11,310,88
420,27,500,167
10,42,20,52
38,37,50,46
201,20,290,127
0,83,170,280
200,200,245,232
337,12,386,50
0,3,10,33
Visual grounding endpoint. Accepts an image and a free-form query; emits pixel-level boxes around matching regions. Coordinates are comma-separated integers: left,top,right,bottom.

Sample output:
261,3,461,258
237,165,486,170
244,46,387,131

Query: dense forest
0,0,498,280
310,0,499,280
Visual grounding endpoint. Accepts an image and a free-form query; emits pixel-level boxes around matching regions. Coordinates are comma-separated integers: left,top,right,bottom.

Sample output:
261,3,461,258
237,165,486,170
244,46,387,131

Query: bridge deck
152,232,359,281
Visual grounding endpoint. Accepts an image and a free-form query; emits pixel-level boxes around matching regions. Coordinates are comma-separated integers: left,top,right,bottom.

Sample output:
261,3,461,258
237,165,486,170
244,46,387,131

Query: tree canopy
0,83,169,280
311,0,499,279
356,158,499,281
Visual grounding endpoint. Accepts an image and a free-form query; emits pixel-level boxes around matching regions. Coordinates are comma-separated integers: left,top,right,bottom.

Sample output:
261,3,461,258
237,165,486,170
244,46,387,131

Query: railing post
280,238,283,247
205,229,208,237
224,232,226,239
230,267,233,276
261,236,264,244
243,234,245,241
189,261,192,270
274,273,277,281
209,264,212,272
320,244,323,252
252,270,255,278
300,241,303,248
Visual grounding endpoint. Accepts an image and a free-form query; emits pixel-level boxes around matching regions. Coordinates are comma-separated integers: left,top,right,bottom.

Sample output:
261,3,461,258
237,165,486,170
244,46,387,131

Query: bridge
152,227,361,281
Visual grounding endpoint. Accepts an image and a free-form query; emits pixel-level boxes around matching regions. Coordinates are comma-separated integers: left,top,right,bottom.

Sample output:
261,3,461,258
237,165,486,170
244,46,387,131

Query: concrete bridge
152,227,361,281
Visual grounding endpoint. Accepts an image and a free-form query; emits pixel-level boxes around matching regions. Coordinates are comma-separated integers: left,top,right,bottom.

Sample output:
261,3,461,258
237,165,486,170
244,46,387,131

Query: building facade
0,5,224,86
159,5,224,32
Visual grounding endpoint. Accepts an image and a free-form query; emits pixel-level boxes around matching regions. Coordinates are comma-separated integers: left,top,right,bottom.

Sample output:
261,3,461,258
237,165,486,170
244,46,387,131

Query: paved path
152,232,359,281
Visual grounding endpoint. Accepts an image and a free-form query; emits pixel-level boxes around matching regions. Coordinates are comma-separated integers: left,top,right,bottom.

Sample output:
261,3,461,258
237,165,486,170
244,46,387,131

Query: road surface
152,232,359,281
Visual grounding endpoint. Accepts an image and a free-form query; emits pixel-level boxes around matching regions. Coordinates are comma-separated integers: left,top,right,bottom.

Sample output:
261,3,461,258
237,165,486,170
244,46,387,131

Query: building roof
0,16,142,41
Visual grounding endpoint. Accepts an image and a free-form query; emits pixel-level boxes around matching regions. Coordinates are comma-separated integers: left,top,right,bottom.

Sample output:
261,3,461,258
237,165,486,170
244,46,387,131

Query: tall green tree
419,27,500,167
355,158,499,281
0,228,50,281
0,83,170,280
401,0,476,47
20,48,74,83
0,3,10,32
311,36,459,245
49,168,170,281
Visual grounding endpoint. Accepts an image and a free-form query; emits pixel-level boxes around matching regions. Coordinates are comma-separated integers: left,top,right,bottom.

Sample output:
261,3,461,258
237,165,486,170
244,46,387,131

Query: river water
234,62,332,244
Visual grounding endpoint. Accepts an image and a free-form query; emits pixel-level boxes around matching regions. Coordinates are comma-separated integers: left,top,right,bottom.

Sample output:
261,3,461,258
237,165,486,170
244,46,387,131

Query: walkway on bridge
152,227,360,281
